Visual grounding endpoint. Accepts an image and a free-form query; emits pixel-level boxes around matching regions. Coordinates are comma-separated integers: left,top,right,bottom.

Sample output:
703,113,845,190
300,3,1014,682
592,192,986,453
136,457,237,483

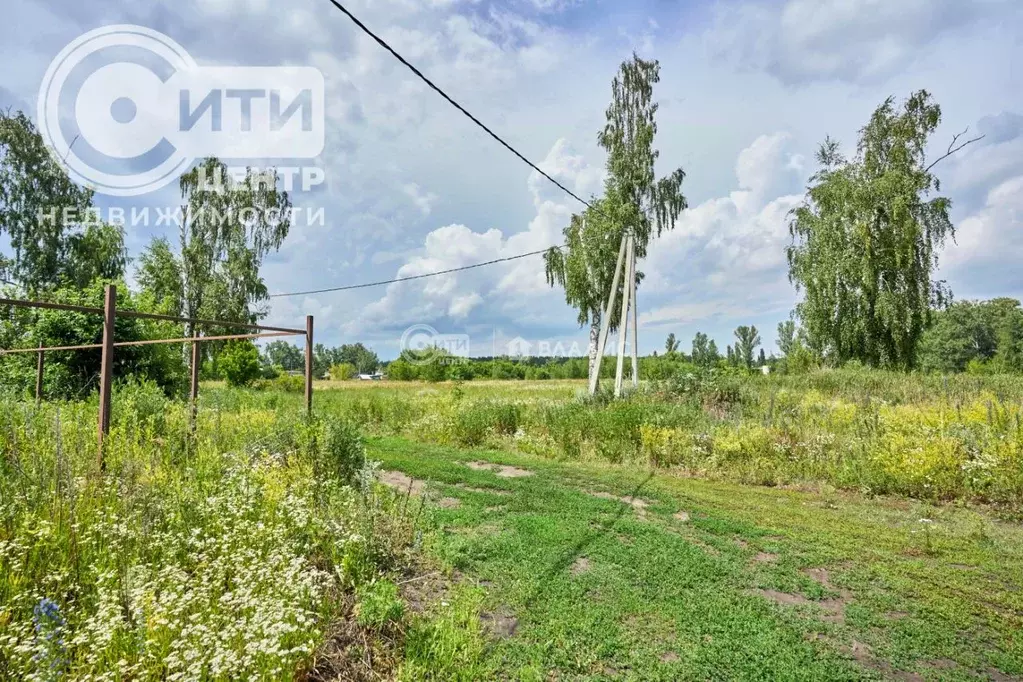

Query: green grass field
4,374,1023,680
371,435,1023,680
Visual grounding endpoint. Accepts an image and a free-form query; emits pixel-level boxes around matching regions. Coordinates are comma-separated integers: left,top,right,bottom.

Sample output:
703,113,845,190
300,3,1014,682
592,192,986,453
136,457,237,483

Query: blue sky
2,0,1022,359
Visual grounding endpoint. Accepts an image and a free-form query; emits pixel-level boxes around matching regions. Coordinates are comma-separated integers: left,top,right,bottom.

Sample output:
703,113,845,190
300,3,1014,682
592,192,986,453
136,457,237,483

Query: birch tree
545,54,687,382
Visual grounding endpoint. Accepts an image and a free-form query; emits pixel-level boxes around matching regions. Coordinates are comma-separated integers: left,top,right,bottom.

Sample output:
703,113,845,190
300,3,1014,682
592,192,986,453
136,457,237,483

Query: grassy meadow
2,368,1022,680
0,384,480,681
371,436,1023,680
297,369,1023,510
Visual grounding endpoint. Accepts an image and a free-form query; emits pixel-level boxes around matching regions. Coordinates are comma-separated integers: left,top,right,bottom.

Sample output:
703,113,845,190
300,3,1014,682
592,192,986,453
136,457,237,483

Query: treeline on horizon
0,77,1015,397
295,294,1023,383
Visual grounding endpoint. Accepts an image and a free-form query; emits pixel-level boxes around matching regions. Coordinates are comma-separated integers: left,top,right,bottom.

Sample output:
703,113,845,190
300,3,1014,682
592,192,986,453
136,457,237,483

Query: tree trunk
588,316,601,385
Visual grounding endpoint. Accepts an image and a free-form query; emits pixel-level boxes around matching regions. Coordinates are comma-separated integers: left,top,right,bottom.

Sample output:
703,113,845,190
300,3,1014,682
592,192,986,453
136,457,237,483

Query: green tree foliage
0,111,127,293
918,299,1023,373
338,343,380,374
220,341,262,387
385,359,414,381
545,55,686,382
297,342,380,379
264,340,304,372
995,307,1023,373
175,158,292,339
777,321,797,358
733,326,761,369
708,340,719,364
788,91,959,370
0,280,186,399
62,222,129,289
329,363,357,381
691,332,719,367
665,333,680,356
136,237,183,315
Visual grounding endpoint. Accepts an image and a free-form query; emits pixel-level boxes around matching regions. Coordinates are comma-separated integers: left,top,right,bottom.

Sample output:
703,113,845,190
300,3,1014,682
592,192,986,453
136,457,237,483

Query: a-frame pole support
589,232,628,395
614,233,634,398
629,235,639,388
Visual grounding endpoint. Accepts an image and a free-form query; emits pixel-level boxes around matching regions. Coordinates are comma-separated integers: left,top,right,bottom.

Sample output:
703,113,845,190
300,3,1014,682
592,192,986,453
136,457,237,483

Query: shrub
449,363,475,381
112,377,169,433
330,362,357,381
387,359,415,381
453,404,489,447
221,341,262,387
319,419,366,486
253,373,305,393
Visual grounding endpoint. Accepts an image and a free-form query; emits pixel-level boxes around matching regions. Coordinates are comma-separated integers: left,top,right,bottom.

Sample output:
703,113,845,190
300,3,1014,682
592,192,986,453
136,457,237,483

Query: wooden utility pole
629,237,639,388
589,233,628,395
614,234,634,398
305,315,314,417
591,231,640,398
35,342,44,404
97,284,116,463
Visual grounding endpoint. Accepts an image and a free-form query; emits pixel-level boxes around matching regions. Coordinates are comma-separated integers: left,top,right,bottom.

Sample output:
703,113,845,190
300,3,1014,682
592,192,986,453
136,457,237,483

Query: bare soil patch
588,490,651,517
480,610,518,639
454,483,511,496
674,511,690,522
309,564,457,681
379,471,425,495
753,589,815,609
570,557,592,576
306,596,397,682
802,567,854,623
437,497,462,509
834,640,963,681
466,461,533,478
401,570,455,614
752,567,853,624
754,552,779,563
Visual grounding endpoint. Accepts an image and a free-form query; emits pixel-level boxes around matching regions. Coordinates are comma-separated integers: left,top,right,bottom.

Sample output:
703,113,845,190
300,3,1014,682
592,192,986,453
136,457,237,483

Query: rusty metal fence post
0,293,310,451
190,334,201,434
35,342,44,404
97,284,116,464
305,315,314,417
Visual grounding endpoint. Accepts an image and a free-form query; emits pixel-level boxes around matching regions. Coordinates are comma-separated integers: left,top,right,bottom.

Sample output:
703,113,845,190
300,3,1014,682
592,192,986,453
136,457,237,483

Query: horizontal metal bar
0,331,298,355
0,296,306,335
113,331,297,347
0,297,101,315
116,310,307,335
0,342,102,354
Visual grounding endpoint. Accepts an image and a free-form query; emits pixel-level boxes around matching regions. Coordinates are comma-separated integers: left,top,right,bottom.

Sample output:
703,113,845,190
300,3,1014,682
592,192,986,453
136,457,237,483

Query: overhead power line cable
322,0,593,211
270,1,594,299
269,246,560,298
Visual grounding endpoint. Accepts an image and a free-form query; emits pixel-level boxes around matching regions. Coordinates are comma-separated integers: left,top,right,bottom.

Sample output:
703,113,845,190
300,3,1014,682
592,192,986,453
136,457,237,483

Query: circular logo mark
37,25,197,196
400,324,444,366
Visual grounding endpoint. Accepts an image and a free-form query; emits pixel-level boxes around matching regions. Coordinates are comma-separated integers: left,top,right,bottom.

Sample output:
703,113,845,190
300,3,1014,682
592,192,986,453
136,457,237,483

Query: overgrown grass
5,369,1023,678
213,368,1023,511
0,386,425,681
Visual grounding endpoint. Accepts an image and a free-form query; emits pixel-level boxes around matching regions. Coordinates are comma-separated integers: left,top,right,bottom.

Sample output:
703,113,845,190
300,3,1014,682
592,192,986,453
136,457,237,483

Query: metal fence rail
0,284,314,465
